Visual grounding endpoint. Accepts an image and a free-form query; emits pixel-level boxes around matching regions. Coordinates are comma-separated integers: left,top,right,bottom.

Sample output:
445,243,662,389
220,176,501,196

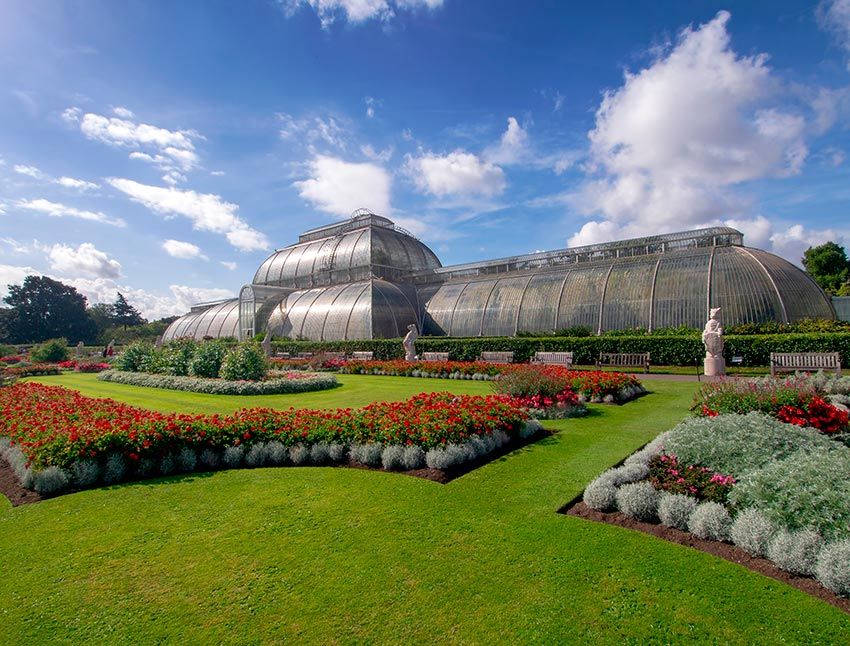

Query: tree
2,276,97,343
88,302,116,331
111,292,146,329
802,242,850,295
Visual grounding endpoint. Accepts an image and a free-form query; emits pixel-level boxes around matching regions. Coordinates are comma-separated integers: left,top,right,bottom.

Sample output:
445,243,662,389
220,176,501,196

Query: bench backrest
770,352,841,375
351,351,374,361
532,351,573,365
598,353,650,365
480,351,514,364
421,352,450,361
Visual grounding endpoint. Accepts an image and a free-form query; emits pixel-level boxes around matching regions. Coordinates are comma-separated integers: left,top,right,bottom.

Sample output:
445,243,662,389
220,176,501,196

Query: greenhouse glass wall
163,210,835,342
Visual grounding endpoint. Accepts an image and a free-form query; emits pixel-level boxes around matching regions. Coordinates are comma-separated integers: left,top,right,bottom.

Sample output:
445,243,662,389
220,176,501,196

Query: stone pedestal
704,356,726,377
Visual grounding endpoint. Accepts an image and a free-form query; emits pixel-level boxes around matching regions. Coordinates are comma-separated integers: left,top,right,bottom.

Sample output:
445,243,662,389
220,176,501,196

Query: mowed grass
1,376,849,643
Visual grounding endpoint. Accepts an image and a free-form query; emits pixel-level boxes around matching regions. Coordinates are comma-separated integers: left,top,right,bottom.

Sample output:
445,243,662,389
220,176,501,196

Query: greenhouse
163,209,835,342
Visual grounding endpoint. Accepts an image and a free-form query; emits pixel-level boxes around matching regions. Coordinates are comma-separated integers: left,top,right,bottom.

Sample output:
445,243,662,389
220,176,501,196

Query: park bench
530,351,573,368
596,352,651,373
421,352,450,361
770,352,841,376
350,351,374,361
479,351,515,364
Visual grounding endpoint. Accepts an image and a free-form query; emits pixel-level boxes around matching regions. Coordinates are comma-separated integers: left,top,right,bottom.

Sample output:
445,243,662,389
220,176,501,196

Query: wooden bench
770,352,841,376
530,351,573,367
596,352,651,373
421,352,449,362
479,351,515,364
350,351,374,361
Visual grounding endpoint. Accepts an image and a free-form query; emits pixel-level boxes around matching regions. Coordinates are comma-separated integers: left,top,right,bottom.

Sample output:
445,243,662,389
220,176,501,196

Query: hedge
271,333,850,367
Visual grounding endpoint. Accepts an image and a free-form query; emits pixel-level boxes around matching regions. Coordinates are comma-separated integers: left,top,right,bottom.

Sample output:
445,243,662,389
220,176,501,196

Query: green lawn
1,375,848,643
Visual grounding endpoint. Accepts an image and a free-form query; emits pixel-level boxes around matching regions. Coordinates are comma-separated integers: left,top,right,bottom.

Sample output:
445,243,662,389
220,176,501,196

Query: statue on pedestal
702,307,725,376
403,324,418,362
261,330,273,358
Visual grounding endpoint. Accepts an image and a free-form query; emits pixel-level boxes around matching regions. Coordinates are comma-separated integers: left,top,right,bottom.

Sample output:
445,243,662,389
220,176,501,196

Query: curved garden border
98,369,338,395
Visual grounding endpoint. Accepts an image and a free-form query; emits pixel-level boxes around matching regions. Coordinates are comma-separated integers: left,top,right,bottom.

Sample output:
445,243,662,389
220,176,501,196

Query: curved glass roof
162,298,240,341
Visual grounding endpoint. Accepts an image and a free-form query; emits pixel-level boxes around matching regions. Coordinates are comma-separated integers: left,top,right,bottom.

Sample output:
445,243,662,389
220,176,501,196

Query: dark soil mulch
0,429,551,507
562,499,850,615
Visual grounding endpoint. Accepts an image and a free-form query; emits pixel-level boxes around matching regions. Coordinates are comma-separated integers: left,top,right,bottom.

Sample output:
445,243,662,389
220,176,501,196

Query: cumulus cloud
47,242,122,279
162,239,207,260
484,117,529,165
64,107,202,181
112,106,135,119
294,155,391,216
107,178,269,251
819,0,850,70
15,198,126,227
568,11,824,254
404,149,506,198
281,0,443,27
220,261,237,271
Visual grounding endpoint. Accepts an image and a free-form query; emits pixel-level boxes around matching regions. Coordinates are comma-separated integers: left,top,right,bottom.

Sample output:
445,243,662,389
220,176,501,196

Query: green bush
159,339,198,376
189,340,229,378
0,344,17,357
113,341,157,372
30,338,69,363
219,342,267,381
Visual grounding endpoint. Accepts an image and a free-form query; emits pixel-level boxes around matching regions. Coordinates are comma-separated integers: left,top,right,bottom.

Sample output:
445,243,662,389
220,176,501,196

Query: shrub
615,481,659,521
648,454,735,503
177,447,197,472
33,466,70,495
159,339,198,376
425,444,473,470
103,453,126,484
223,445,244,468
160,453,177,475
219,342,267,381
70,459,100,488
768,529,823,576
245,442,269,467
657,493,698,530
401,445,425,470
30,338,69,363
381,445,405,470
189,340,229,378
199,448,221,470
662,413,836,477
815,539,850,597
687,502,732,541
350,443,383,467
583,476,618,511
99,370,338,395
609,463,649,486
328,443,346,462
309,442,331,464
730,447,850,540
730,509,775,558
289,444,310,465
114,341,157,372
266,441,288,465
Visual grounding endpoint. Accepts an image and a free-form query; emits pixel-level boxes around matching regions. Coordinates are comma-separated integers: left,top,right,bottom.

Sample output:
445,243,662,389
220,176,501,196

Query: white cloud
484,117,529,165
364,96,379,118
57,176,100,191
281,0,443,27
0,264,41,296
404,149,506,198
162,239,207,260
107,178,269,251
14,164,44,179
220,261,237,271
112,106,135,119
15,198,126,227
47,242,122,279
66,108,202,181
571,11,819,243
210,170,226,177
361,143,393,162
819,0,850,70
294,155,391,216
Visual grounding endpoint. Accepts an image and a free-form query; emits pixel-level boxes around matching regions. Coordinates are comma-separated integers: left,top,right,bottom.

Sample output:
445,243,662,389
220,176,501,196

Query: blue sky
2,0,850,319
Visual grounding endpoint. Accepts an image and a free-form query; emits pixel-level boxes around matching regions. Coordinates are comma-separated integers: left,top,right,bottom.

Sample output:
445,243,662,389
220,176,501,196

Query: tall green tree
2,276,97,343
111,292,146,329
802,242,850,294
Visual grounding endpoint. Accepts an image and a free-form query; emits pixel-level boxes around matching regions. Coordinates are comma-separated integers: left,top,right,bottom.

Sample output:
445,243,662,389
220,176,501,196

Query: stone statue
261,330,273,358
403,324,418,362
702,307,725,376
76,341,85,357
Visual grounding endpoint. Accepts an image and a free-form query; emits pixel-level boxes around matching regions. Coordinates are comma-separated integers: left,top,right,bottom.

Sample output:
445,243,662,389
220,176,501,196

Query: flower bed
57,360,112,373
1,363,61,378
98,369,338,396
0,383,535,496
580,411,850,598
694,375,849,435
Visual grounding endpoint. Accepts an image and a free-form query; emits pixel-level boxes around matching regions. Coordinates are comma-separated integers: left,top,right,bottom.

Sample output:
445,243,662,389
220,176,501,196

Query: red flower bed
776,396,849,435
57,360,111,373
1,363,61,377
648,454,736,503
0,355,24,364
0,383,527,472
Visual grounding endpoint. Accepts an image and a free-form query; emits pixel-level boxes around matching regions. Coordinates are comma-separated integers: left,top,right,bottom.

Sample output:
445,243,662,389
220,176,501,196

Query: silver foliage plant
350,443,383,467
70,459,100,488
687,502,731,541
289,444,310,465
223,445,244,469
178,447,197,472
381,445,405,470
657,493,698,531
1,438,34,490
245,442,269,468
583,475,618,512
266,441,288,465
767,528,823,576
401,445,425,470
33,466,70,495
815,539,850,597
615,481,659,521
199,448,221,470
103,453,126,484
730,509,775,558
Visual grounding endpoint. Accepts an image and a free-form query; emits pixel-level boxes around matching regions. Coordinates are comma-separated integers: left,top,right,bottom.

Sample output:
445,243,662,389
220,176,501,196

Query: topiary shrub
609,463,650,486
189,339,229,378
815,539,850,597
768,528,823,576
245,442,269,467
583,475,618,511
730,509,776,557
177,447,197,472
425,444,474,470
328,443,346,462
114,341,156,372
350,443,383,467
266,441,288,465
289,444,310,465
219,342,267,381
30,338,69,363
688,502,732,541
657,492,698,530
309,442,331,464
615,481,659,521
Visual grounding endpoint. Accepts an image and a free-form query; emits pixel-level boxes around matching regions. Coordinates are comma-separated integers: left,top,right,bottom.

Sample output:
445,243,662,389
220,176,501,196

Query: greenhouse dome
163,211,835,342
